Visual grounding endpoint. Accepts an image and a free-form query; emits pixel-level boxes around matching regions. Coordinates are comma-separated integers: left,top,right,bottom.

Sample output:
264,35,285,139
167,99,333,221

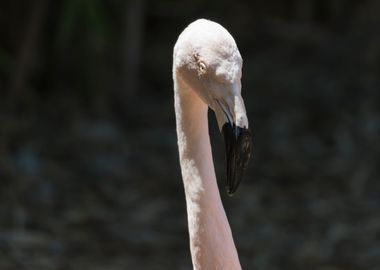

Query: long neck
174,74,242,270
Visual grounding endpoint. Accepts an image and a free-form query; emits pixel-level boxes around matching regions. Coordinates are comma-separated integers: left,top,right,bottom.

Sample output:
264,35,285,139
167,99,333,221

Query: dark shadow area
1,0,379,269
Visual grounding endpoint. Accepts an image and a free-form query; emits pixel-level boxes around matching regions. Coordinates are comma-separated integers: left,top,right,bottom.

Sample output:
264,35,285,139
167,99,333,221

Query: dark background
1,1,380,269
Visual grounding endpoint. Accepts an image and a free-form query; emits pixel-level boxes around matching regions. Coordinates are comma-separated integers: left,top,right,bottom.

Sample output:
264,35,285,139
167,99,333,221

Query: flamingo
173,19,252,270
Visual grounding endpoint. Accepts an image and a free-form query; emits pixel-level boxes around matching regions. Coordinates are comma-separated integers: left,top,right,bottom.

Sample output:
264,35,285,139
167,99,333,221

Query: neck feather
174,73,242,270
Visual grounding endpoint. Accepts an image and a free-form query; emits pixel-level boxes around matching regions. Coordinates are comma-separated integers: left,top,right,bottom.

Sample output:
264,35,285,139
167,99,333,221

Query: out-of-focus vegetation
1,1,380,269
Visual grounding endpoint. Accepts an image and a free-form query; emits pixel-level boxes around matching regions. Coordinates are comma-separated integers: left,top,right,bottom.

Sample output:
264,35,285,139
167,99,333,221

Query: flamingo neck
174,74,242,270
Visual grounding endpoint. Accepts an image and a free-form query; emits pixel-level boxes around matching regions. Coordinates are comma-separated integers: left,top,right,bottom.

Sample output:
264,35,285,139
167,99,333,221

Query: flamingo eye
198,62,207,75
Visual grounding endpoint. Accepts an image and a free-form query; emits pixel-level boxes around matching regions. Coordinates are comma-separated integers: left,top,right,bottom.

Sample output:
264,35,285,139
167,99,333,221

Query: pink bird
173,19,252,270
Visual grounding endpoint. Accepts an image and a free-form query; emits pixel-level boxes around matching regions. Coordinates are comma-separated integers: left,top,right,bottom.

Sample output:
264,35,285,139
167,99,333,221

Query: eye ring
198,62,207,74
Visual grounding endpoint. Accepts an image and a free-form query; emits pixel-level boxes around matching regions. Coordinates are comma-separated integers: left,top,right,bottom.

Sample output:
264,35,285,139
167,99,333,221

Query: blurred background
1,0,380,269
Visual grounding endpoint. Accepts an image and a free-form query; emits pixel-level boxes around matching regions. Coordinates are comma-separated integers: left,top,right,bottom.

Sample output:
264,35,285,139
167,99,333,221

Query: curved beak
213,95,252,196
222,123,252,196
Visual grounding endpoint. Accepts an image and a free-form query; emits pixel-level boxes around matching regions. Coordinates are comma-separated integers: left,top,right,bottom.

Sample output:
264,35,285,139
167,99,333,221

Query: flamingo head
173,19,252,195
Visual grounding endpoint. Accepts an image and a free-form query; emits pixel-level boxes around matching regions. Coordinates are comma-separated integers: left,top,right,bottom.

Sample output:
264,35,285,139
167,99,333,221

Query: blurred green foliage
0,48,13,76
57,0,110,48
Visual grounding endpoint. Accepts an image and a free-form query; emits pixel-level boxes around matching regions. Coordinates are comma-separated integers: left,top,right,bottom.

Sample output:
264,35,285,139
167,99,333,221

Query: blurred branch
9,0,49,105
122,0,145,106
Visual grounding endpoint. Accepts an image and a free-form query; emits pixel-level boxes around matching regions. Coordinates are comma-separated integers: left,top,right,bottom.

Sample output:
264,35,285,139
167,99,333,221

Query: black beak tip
222,123,253,196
